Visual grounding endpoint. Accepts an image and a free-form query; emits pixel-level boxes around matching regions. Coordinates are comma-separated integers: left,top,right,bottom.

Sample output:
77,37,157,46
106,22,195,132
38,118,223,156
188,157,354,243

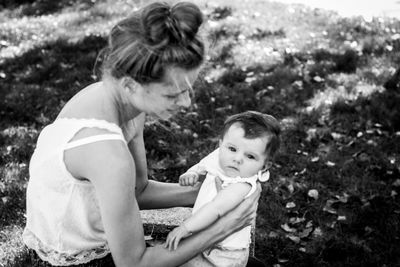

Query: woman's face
137,67,200,120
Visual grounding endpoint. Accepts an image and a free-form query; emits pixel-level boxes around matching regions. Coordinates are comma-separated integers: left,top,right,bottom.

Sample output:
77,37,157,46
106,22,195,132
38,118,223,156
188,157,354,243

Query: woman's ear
122,77,140,94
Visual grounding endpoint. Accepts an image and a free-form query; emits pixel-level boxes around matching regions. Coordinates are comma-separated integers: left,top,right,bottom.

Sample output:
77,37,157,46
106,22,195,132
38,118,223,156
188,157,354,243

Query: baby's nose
233,155,243,164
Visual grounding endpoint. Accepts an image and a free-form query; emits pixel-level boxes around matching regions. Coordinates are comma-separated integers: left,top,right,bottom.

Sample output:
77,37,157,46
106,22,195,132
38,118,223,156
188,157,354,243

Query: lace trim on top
24,229,110,266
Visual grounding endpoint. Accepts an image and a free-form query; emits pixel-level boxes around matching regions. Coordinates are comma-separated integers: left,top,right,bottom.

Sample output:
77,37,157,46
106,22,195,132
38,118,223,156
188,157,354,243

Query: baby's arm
179,149,218,187
179,164,207,186
165,182,252,250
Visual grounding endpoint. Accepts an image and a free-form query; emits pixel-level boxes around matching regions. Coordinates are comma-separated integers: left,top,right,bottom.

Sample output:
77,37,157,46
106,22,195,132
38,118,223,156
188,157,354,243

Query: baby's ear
262,161,273,171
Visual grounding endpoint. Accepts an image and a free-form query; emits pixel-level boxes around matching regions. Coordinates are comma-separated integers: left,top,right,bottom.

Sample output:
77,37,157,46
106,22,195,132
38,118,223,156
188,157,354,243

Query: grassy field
1,0,400,266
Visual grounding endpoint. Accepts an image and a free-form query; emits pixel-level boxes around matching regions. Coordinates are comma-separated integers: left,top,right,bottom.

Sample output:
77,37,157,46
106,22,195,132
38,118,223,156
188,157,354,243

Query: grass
1,0,400,266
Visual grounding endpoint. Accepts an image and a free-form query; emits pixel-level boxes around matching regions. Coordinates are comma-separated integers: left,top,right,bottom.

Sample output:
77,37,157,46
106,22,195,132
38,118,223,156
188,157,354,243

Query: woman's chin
150,111,173,121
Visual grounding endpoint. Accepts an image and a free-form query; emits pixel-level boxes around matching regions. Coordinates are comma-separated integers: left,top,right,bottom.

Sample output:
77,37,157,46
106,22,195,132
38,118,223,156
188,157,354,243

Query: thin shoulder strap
64,134,126,150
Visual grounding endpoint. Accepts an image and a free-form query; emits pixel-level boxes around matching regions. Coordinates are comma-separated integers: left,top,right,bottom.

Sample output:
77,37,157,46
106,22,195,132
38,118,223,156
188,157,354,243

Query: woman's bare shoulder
64,128,132,182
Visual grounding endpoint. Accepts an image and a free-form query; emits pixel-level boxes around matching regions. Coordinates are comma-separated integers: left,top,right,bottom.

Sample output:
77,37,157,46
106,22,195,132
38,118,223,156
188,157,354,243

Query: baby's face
218,123,269,178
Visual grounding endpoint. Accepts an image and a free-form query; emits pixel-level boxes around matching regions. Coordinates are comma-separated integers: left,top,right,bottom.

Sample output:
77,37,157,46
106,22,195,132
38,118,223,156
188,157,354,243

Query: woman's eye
228,146,236,152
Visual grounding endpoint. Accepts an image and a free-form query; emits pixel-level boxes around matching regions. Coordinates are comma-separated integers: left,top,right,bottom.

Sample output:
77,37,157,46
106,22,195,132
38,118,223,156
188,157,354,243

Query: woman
23,2,261,266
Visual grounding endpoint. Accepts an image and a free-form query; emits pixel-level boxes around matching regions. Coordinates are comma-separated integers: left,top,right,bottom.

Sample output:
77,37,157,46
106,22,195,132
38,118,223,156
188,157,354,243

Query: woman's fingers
173,236,180,250
164,236,170,249
214,176,223,192
229,182,262,228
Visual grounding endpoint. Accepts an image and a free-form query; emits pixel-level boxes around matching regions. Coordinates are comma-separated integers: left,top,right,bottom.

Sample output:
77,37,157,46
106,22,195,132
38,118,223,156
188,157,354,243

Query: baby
165,110,281,267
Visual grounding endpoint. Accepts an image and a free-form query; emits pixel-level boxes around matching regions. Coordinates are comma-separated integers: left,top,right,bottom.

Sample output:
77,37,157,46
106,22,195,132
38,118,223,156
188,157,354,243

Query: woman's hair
102,1,205,84
221,111,281,158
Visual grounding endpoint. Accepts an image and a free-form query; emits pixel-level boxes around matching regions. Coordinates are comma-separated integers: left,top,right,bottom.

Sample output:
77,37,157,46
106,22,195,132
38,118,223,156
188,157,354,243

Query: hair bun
142,2,203,48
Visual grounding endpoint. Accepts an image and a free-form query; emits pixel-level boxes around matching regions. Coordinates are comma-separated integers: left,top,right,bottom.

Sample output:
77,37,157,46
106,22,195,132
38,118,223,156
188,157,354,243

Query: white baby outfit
23,118,127,266
181,148,268,267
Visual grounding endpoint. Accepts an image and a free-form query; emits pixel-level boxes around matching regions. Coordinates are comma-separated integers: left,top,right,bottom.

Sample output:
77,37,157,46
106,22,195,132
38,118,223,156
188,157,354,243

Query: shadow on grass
0,34,107,128
1,0,96,16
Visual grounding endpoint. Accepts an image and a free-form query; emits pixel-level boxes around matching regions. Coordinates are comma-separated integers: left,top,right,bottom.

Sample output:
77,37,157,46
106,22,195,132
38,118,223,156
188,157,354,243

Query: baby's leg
203,247,249,267
181,247,249,267
180,249,214,267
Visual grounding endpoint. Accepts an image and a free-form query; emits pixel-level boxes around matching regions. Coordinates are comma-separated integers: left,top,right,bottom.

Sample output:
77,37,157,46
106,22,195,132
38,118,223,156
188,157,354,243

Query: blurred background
0,0,399,266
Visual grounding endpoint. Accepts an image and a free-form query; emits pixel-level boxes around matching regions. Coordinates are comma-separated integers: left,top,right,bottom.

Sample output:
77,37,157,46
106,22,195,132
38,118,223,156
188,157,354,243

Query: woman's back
23,118,126,265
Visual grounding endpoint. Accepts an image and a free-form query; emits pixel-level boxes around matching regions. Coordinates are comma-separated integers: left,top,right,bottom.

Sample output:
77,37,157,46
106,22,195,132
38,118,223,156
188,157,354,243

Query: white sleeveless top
23,118,127,266
190,149,267,250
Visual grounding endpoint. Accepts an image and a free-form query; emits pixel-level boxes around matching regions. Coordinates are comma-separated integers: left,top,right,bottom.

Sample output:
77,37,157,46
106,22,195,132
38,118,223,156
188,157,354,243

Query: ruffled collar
207,168,270,182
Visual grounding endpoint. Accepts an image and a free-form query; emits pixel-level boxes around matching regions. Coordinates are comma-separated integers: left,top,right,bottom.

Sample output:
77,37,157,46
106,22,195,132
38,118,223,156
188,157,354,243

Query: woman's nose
176,90,191,108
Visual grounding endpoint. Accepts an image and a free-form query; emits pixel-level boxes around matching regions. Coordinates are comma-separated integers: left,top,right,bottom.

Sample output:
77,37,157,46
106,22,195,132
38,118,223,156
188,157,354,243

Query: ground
0,0,400,266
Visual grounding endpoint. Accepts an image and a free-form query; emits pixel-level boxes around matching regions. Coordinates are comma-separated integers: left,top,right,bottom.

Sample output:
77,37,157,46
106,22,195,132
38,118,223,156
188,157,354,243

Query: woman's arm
126,114,149,196
129,133,200,208
67,135,260,267
128,115,200,209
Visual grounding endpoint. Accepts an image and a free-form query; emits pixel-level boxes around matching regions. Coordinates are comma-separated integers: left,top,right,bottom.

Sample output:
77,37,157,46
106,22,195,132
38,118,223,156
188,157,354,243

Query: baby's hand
164,224,191,250
179,172,199,186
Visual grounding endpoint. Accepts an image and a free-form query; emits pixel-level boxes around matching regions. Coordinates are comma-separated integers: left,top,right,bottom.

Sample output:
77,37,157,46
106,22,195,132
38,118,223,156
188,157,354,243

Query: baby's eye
166,95,177,100
247,155,256,160
228,146,236,152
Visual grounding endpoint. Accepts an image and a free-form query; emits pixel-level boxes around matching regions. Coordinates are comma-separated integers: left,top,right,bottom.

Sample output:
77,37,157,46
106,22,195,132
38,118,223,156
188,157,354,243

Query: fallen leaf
281,223,296,233
323,205,337,214
335,193,349,203
308,189,319,199
311,156,319,162
337,215,346,221
286,202,296,208
299,227,313,238
326,161,336,167
2,197,9,204
290,217,305,224
331,132,342,140
269,231,279,238
287,184,294,194
313,76,324,82
313,227,323,237
286,234,300,243
328,221,337,228
306,128,317,141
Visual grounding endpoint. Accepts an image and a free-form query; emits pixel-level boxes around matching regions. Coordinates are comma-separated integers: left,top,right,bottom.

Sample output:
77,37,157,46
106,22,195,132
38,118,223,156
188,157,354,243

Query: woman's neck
102,76,142,125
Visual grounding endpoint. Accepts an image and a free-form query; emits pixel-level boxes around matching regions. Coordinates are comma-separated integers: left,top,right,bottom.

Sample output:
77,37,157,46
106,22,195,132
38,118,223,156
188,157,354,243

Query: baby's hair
102,2,205,84
221,111,281,158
